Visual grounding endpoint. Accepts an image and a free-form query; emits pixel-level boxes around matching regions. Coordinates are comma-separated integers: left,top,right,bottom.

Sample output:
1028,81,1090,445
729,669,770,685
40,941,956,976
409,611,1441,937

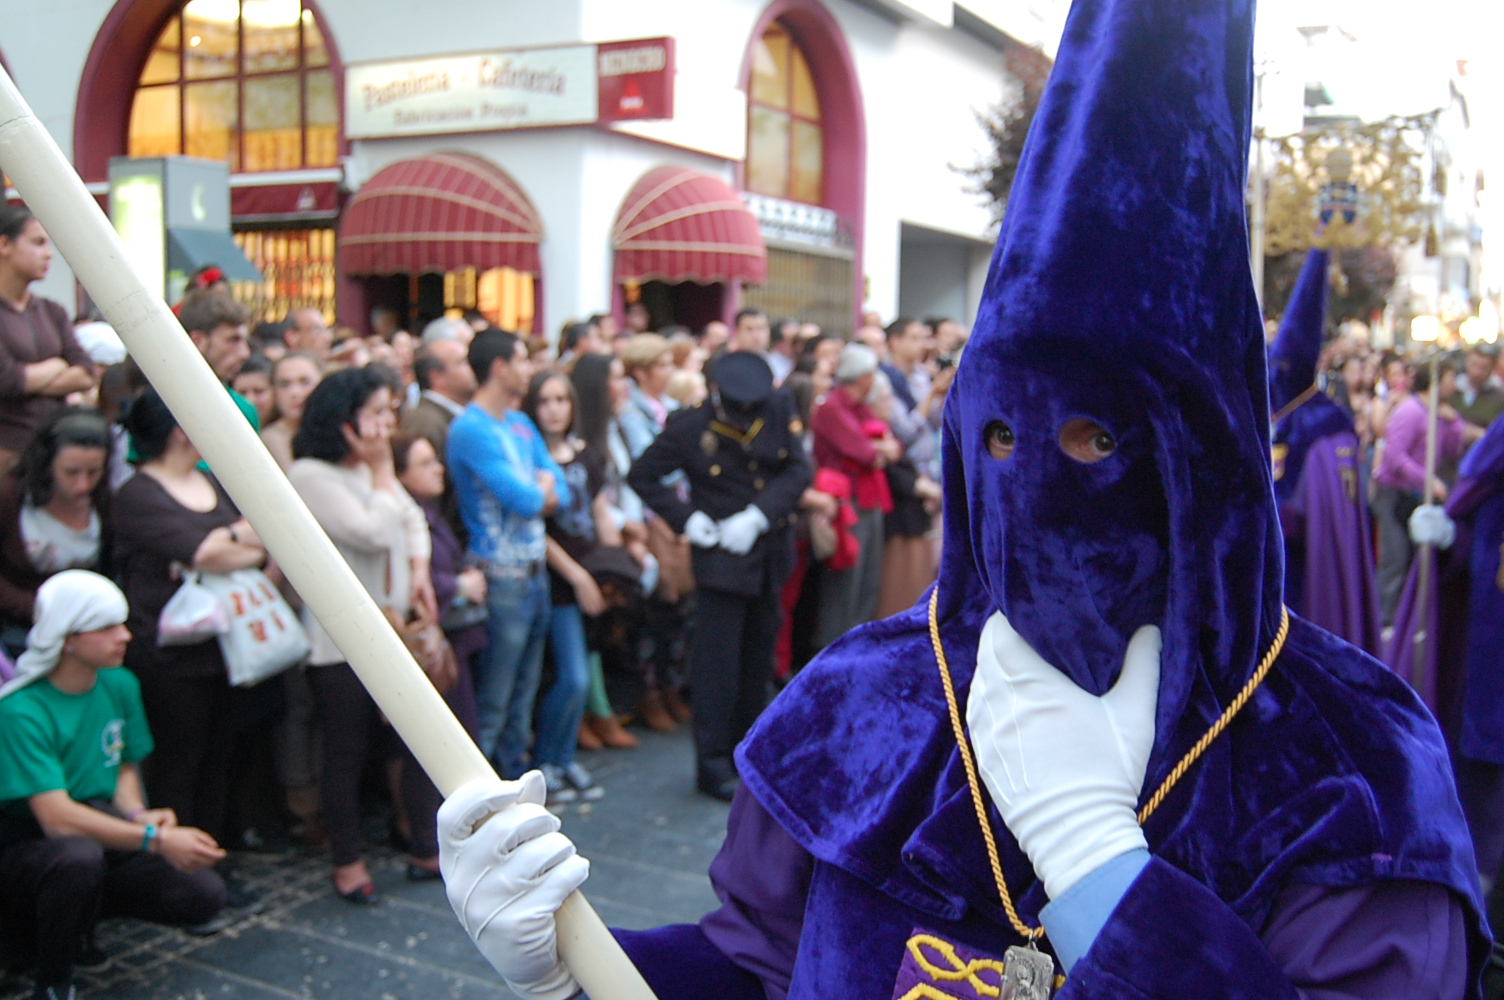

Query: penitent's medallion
1000,945,1055,1000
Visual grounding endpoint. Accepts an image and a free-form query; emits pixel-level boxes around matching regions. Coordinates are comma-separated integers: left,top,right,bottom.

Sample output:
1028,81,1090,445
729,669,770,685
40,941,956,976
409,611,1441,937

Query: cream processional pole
0,64,658,1000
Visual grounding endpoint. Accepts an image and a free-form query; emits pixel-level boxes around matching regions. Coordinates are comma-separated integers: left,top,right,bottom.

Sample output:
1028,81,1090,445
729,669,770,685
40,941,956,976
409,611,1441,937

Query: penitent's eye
984,420,1016,460
1059,418,1117,463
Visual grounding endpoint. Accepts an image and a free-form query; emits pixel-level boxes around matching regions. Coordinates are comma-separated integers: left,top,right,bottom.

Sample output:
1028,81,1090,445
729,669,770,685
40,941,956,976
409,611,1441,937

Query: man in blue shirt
447,329,569,778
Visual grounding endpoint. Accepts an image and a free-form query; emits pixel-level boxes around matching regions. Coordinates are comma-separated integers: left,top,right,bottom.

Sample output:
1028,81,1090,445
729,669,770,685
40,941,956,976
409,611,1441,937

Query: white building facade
2,0,1059,338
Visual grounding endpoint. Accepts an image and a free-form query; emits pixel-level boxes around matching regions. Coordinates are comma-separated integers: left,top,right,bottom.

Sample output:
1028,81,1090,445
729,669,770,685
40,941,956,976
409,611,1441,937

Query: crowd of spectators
0,202,969,999
1312,328,1501,626
4,190,1501,999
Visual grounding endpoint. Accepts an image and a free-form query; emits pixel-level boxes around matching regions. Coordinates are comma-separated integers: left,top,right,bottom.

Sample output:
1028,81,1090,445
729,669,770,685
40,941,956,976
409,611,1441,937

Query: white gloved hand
967,613,1161,900
438,773,589,1000
716,505,770,555
1409,504,1456,549
684,511,721,548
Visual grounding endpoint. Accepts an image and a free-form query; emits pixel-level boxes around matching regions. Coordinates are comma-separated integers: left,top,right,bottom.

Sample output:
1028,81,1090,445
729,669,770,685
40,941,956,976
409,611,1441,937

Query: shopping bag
200,568,310,687
156,570,230,646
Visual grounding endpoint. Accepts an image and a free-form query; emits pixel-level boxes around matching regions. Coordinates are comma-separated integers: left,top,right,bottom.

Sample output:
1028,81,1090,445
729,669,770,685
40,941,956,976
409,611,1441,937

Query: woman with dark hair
0,408,114,657
391,432,482,877
0,205,96,472
287,367,434,904
569,354,643,749
114,389,268,852
522,371,613,803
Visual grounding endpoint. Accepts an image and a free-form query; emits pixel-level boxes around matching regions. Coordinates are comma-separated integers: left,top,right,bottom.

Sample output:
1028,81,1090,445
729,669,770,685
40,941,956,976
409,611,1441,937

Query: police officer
628,352,812,800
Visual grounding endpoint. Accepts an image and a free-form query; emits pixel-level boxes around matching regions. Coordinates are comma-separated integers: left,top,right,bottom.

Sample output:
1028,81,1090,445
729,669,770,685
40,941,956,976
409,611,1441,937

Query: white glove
438,773,589,1000
716,505,770,556
684,511,721,548
967,612,1161,900
1409,504,1456,549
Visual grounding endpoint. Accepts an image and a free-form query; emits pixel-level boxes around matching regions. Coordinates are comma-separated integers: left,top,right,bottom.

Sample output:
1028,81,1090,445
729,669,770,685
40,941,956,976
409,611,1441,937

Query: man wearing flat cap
629,352,811,800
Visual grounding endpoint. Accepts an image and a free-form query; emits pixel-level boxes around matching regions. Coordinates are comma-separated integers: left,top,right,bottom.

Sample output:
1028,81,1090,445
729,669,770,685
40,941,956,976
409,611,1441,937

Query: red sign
596,37,675,123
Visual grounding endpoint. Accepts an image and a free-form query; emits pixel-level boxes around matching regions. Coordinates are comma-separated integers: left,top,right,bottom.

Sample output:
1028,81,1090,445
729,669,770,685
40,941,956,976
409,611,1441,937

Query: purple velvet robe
1455,422,1504,766
614,768,1472,1000
1276,429,1380,655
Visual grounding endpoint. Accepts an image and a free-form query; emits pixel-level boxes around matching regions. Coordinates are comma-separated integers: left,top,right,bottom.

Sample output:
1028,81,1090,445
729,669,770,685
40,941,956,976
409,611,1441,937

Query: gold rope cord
1270,383,1321,426
927,589,1291,940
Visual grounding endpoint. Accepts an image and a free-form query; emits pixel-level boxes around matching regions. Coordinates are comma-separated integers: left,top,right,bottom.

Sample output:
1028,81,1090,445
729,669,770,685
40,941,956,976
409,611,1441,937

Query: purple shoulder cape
737,582,1487,989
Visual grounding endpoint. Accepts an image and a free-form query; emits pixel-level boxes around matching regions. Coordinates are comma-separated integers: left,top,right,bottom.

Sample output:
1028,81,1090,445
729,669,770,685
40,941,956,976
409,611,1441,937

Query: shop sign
347,37,676,140
597,38,675,123
346,45,599,139
744,193,850,250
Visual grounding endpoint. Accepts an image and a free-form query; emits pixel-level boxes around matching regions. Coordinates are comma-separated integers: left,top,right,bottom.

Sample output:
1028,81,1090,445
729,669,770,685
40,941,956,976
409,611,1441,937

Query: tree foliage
962,42,1052,226
1263,245,1399,326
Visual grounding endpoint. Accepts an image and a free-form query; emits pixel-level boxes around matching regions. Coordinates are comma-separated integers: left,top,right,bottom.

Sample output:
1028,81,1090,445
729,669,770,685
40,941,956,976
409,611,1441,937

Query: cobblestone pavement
0,728,727,1000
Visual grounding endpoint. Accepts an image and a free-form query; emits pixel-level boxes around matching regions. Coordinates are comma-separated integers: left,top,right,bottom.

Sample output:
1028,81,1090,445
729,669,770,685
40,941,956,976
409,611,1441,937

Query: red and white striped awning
612,166,766,286
339,152,542,276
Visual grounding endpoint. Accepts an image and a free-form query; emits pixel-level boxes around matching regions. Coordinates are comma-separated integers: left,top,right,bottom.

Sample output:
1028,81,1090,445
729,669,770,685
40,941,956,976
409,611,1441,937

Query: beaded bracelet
140,823,158,853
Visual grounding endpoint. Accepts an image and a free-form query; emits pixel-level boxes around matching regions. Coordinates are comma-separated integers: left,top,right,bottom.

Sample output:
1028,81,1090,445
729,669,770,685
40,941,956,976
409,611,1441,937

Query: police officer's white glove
438,773,589,1000
717,505,769,556
1408,504,1456,549
967,612,1161,900
684,511,721,548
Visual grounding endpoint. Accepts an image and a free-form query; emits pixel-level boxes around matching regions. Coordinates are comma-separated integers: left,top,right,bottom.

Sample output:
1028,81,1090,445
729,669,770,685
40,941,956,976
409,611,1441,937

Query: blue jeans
474,570,550,778
533,604,591,768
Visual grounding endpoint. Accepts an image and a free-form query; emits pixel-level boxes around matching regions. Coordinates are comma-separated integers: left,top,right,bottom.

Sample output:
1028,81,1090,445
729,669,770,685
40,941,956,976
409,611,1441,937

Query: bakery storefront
37,0,1014,336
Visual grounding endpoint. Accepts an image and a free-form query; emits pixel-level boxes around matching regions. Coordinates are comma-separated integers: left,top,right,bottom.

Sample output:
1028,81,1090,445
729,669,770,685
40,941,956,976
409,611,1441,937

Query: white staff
0,64,657,1000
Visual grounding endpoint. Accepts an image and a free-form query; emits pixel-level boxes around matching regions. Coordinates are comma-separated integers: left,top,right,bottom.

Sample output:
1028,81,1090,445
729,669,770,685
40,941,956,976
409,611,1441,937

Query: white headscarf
0,570,129,702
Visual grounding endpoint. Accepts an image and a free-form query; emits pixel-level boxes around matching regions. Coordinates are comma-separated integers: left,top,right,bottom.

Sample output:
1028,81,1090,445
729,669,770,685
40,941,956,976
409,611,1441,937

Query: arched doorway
612,165,766,334
338,153,544,335
76,0,345,322
738,0,865,335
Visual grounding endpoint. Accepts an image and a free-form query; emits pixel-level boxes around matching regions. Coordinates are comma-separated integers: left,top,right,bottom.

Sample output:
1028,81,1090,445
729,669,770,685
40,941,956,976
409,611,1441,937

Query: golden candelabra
1262,114,1432,295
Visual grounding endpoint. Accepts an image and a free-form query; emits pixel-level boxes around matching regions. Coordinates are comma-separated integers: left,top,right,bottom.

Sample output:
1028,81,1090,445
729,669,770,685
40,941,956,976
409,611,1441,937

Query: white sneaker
539,763,578,806
564,762,605,801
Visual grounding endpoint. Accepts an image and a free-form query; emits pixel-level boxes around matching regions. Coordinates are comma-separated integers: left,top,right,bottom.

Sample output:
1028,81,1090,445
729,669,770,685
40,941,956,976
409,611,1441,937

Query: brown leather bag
385,606,459,695
646,515,695,603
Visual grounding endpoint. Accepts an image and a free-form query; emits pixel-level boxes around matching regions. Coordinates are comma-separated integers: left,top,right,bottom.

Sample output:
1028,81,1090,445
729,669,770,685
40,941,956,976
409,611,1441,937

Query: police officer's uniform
628,353,812,799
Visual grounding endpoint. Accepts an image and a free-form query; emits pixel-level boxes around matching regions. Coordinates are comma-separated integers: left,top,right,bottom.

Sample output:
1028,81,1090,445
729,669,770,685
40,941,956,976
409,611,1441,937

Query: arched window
747,23,824,206
128,0,339,173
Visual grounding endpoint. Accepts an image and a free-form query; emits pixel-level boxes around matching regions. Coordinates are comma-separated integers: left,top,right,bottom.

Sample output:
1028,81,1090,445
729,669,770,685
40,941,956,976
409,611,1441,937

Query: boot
638,690,677,732
578,718,604,752
589,713,639,749
663,685,692,723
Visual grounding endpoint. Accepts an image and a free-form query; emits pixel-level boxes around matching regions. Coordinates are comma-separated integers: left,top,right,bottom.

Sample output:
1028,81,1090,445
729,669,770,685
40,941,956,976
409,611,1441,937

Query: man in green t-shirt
0,571,226,1000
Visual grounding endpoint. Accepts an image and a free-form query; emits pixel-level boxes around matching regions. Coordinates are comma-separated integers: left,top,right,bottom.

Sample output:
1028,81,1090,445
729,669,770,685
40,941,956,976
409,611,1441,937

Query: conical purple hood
1269,249,1330,414
937,0,1283,752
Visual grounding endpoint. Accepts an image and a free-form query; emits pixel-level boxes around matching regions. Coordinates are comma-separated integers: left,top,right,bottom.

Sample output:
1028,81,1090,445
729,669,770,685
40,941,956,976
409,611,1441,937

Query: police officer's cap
711,352,774,407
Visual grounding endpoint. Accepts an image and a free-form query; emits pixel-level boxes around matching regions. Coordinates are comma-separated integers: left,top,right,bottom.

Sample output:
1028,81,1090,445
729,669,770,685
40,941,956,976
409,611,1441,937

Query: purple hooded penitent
1388,417,1504,741
612,0,1489,996
1456,421,1504,766
1269,249,1381,653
